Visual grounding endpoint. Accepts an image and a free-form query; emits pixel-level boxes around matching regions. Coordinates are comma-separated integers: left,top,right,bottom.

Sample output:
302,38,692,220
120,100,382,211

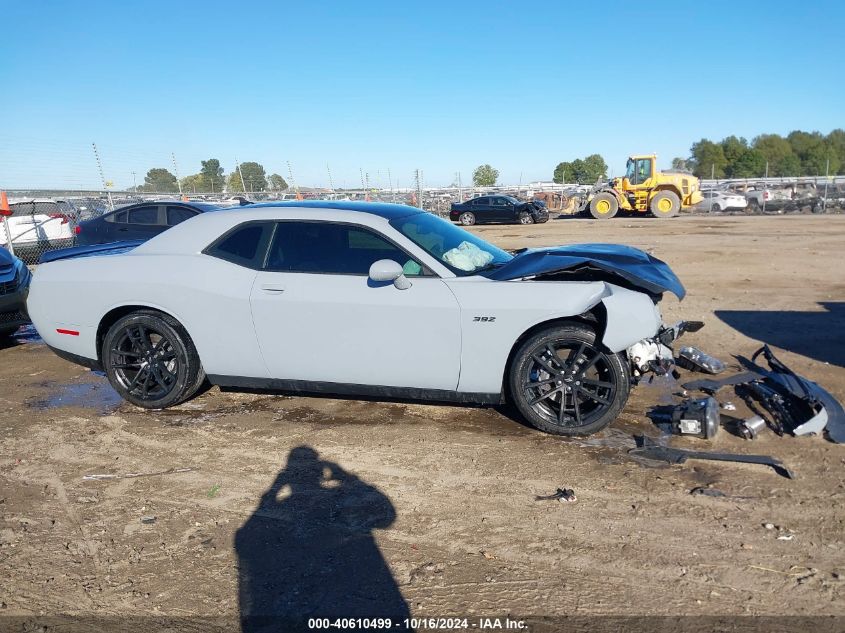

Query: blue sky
1,0,843,189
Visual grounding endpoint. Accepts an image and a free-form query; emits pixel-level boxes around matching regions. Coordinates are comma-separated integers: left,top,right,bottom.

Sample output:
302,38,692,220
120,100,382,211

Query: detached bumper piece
629,435,794,479
683,345,845,444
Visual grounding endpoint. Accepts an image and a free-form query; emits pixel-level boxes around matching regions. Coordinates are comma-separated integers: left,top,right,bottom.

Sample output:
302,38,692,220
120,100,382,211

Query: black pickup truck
449,195,549,226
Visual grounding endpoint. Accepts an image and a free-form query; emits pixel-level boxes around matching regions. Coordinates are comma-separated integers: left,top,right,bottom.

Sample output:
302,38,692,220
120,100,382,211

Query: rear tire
102,310,204,409
649,191,681,218
508,324,630,436
589,193,619,219
711,203,721,212
459,212,476,226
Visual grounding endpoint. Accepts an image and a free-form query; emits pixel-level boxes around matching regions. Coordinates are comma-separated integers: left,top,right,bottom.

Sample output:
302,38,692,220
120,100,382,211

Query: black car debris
449,195,549,226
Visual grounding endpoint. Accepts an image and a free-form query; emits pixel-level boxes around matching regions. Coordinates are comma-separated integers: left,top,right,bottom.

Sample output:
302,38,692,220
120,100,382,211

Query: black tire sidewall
508,324,629,436
102,312,197,409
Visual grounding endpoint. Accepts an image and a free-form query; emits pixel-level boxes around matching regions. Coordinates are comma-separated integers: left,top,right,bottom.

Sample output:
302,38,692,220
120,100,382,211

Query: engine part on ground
535,488,577,503
670,397,720,439
721,401,737,411
739,415,767,440
682,345,844,444
629,435,794,479
676,346,726,374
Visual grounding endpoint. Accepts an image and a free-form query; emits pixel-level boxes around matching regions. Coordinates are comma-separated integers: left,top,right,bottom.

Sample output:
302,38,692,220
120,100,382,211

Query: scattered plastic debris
140,515,157,524
677,346,726,374
535,488,577,503
83,467,195,481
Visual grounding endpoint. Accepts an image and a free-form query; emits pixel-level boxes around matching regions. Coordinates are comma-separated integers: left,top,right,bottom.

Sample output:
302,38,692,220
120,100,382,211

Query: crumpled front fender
600,285,662,353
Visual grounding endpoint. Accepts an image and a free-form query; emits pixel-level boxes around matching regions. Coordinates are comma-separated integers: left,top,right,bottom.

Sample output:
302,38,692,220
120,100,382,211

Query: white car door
249,220,462,390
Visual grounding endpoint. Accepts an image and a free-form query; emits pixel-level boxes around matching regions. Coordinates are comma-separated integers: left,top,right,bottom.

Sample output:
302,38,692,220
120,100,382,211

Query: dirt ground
1,214,844,629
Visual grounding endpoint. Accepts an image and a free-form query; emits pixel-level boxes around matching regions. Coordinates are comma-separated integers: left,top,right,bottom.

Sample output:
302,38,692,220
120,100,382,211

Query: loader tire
649,191,681,218
589,193,618,219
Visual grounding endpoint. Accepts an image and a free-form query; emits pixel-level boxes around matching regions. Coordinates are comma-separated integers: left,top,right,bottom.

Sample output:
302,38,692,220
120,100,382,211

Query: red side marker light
56,328,80,336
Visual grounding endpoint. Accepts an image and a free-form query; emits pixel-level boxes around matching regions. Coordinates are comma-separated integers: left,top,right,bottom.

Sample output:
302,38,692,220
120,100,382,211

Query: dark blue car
74,200,224,246
0,246,31,338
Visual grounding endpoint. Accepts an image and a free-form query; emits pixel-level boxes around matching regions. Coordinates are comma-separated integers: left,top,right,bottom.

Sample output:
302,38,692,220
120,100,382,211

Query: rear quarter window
205,222,273,268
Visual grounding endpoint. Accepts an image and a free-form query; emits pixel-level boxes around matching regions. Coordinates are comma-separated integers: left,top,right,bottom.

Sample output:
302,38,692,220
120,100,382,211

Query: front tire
711,203,721,213
459,212,476,226
102,310,204,409
589,193,619,219
518,212,534,225
508,324,629,436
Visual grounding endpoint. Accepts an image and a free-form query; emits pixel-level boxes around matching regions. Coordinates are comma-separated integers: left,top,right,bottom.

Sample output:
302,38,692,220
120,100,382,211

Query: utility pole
822,158,830,212
92,143,114,210
457,172,463,203
414,169,423,209
236,158,248,195
387,167,395,202
172,152,183,196
326,163,335,190
131,171,137,192
210,177,215,194
762,162,769,213
710,164,715,213
287,161,300,199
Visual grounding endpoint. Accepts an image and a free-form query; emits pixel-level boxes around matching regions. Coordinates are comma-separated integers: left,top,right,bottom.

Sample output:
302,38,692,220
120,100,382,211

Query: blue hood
487,243,686,300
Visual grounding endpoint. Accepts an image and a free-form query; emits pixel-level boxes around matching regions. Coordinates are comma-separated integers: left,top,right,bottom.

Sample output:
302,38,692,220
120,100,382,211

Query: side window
126,206,160,225
206,222,273,268
110,210,128,223
167,206,198,226
265,222,427,276
472,197,487,206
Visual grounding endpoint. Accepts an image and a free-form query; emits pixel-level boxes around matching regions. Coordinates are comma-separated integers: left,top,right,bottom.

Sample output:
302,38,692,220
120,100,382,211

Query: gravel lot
1,214,844,629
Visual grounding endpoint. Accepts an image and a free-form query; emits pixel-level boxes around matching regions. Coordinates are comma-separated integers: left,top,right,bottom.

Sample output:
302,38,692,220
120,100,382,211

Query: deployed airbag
487,243,686,300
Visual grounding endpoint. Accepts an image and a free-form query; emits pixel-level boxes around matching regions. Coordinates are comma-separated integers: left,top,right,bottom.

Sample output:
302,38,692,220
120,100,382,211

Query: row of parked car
695,181,830,213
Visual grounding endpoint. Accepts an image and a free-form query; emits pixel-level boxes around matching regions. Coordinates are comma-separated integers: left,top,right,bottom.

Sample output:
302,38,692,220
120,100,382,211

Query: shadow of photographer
236,446,410,632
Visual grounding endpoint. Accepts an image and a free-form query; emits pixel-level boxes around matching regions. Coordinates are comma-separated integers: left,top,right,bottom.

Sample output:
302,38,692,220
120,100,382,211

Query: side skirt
207,375,502,406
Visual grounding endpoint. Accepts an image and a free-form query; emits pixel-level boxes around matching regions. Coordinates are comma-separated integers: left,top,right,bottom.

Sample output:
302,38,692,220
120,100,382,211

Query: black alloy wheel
509,324,629,435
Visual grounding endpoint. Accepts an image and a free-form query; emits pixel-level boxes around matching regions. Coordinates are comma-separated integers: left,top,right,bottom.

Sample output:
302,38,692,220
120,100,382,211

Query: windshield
625,159,635,180
390,212,513,276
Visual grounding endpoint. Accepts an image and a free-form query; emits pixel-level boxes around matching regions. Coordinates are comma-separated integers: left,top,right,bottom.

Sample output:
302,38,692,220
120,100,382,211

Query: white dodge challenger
28,201,694,436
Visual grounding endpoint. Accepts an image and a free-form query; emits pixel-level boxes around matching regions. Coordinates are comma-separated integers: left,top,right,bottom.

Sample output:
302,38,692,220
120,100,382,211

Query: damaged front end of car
626,319,705,380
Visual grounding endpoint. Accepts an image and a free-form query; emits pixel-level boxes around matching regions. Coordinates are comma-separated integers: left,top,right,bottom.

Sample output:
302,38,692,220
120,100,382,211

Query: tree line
677,129,844,179
134,159,288,193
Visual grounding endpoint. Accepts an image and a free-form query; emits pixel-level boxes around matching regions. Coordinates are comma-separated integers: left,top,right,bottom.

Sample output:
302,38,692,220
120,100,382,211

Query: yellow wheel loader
581,154,703,219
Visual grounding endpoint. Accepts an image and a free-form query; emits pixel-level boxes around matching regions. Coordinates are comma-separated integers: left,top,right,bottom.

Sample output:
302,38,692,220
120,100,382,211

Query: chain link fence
2,178,844,265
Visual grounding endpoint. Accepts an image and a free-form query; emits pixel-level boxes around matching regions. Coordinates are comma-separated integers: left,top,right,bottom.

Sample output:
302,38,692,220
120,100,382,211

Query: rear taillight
763,191,770,200
74,225,82,235
48,213,69,224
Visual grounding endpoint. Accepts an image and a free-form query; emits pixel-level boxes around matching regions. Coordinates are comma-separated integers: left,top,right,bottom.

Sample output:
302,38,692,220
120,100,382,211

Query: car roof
109,200,223,213
245,200,422,220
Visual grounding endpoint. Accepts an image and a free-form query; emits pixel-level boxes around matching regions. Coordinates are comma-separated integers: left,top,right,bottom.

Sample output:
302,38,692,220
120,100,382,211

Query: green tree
554,154,607,184
671,157,690,171
142,168,178,192
553,161,572,184
575,154,608,183
826,129,845,174
720,136,749,167
268,173,289,191
752,134,797,176
689,139,727,178
472,164,499,186
200,159,224,191
229,162,267,192
731,149,767,178
180,173,204,192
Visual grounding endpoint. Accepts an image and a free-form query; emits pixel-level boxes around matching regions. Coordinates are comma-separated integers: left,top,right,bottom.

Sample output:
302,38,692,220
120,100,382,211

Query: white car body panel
27,203,670,402
250,272,461,389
